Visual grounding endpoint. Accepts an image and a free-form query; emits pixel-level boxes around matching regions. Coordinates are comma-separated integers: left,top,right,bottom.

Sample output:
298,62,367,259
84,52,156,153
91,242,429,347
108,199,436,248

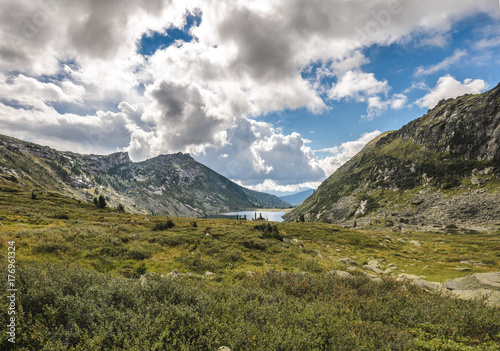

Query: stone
360,271,382,283
218,347,232,351
129,234,140,240
246,271,256,277
367,260,382,269
444,272,500,291
383,268,394,275
411,279,443,292
166,269,182,278
379,242,387,248
409,240,421,247
338,257,360,266
363,265,384,275
204,271,216,277
459,261,471,265
455,267,471,272
396,273,421,282
292,238,303,244
327,270,353,279
396,239,406,244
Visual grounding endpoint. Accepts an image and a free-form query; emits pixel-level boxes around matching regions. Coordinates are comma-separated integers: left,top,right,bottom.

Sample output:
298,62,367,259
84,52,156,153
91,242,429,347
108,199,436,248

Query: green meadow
1,181,499,350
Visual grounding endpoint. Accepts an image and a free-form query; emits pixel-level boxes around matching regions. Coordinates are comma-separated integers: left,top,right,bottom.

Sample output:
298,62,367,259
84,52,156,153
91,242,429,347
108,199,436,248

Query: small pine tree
93,197,99,207
116,203,125,212
299,214,305,222
31,190,37,200
98,195,106,209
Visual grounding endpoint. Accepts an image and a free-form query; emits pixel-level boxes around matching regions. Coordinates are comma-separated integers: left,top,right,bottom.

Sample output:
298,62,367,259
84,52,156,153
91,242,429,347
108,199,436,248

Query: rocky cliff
286,83,500,230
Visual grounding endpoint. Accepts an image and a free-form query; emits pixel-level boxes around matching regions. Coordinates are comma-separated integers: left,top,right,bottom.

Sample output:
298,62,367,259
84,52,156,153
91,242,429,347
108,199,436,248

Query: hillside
286,83,500,229
279,189,315,207
0,134,289,217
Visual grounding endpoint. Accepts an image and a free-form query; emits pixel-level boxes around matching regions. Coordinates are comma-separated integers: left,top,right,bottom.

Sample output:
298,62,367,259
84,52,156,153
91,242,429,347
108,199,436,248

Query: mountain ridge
286,84,500,229
0,134,290,217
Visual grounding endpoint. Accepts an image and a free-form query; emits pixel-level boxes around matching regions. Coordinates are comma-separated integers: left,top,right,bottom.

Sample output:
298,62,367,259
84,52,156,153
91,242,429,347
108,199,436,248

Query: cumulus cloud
0,0,498,193
414,49,468,77
416,75,488,109
328,71,389,102
317,130,382,175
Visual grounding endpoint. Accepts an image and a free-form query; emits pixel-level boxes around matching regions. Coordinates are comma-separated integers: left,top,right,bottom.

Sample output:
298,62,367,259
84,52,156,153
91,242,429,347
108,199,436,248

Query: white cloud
328,70,389,102
0,73,84,106
317,130,382,175
414,49,468,77
0,0,498,193
416,75,488,109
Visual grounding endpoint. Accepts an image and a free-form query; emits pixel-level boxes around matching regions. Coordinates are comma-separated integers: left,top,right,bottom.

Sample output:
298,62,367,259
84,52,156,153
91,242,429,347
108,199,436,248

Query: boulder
205,271,216,277
327,271,353,279
338,257,360,266
363,265,384,275
444,272,500,291
396,273,421,282
411,279,443,292
218,347,232,351
166,269,182,278
409,240,421,247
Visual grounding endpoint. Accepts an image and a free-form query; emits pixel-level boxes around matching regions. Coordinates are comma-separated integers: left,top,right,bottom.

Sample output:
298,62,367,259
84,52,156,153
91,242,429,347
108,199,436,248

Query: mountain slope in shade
286,83,500,229
0,134,290,217
279,189,315,207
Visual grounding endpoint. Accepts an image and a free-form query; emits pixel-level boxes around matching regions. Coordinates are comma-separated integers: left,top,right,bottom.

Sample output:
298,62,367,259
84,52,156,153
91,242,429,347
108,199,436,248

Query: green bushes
4,263,499,350
152,219,175,231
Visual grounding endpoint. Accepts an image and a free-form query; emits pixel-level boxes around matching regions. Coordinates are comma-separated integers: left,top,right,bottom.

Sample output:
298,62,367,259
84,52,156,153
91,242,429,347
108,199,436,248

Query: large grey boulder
444,272,500,307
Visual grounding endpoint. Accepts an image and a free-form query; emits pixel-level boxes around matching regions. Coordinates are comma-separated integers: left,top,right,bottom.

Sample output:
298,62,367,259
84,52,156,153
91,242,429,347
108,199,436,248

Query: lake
207,210,286,222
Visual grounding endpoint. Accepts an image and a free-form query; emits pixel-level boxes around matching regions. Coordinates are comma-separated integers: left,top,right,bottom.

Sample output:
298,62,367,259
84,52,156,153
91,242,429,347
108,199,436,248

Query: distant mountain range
279,189,315,207
286,83,500,229
0,135,290,217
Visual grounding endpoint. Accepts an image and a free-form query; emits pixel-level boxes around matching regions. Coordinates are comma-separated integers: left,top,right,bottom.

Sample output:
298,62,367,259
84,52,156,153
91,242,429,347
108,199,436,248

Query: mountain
0,134,290,217
286,83,500,229
279,189,315,207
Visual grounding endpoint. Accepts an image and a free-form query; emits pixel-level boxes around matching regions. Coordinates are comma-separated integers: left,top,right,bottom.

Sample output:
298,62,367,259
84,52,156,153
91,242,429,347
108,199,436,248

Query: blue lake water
208,211,286,222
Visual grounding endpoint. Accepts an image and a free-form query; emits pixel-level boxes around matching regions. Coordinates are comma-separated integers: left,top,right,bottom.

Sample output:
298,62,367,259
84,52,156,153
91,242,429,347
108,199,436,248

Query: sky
0,0,499,196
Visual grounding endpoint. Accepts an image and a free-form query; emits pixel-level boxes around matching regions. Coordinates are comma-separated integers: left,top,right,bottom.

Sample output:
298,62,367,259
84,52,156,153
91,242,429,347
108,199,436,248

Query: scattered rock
292,238,303,244
363,265,384,275
387,263,397,268
345,266,358,271
360,271,382,283
166,269,182,278
459,261,471,265
0,222,3,226
383,268,394,275
246,271,255,277
204,271,216,277
338,257,360,266
283,237,292,243
396,273,421,282
396,238,407,244
335,249,342,252
129,219,135,223
129,234,140,240
218,347,232,351
327,271,353,279
379,242,387,248
367,260,382,269
409,240,421,247
455,268,471,272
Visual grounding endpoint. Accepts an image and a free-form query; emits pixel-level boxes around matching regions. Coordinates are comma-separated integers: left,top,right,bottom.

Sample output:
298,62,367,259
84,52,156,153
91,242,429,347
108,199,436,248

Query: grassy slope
0,182,499,350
